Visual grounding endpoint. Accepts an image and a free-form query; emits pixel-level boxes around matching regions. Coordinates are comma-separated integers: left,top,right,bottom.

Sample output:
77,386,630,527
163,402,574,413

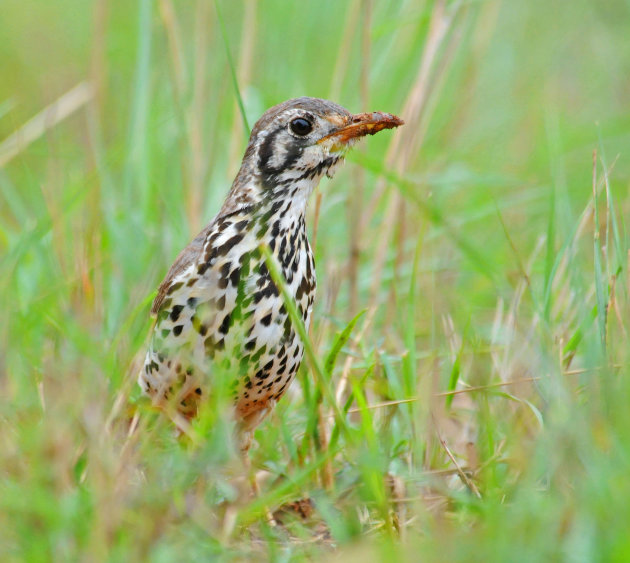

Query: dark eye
289,117,313,136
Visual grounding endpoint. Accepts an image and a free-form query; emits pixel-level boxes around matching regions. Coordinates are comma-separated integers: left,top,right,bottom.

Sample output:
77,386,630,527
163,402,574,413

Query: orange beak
318,111,404,147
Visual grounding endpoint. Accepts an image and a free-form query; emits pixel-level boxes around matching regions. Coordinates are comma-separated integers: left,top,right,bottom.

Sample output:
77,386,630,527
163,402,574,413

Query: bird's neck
222,177,318,225
221,152,343,230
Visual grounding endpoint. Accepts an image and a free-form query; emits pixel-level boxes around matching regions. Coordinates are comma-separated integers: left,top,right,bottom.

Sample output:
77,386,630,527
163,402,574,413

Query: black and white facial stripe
253,106,350,197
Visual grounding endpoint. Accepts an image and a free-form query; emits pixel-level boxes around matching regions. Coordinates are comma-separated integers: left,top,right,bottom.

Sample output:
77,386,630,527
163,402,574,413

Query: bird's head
230,97,403,207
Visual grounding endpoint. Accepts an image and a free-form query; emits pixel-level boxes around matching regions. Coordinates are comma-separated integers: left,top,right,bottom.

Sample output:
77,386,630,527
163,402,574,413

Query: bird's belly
139,226,315,421
222,282,309,418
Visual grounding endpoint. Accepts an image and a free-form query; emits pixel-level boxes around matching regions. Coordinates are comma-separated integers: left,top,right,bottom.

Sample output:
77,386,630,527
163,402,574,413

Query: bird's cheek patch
300,145,331,167
267,141,290,170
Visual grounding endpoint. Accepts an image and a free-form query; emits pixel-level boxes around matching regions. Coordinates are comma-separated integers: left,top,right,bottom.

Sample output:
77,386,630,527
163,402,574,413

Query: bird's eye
289,117,313,136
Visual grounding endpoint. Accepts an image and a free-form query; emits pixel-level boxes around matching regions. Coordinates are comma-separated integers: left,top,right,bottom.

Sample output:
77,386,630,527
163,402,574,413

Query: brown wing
150,223,214,316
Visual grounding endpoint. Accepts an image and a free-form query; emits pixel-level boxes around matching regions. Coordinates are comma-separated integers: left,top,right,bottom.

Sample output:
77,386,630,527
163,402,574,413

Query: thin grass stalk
226,1,257,179
214,0,249,134
159,0,191,215
187,0,211,234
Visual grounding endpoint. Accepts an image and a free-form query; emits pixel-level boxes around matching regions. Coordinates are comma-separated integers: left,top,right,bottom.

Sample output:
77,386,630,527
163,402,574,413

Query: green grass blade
324,309,366,378
260,244,350,439
214,0,250,134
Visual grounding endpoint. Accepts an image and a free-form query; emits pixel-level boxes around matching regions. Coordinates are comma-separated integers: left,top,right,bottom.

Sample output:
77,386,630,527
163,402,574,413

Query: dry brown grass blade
226,1,257,178
347,0,373,316
365,0,462,304
159,0,187,95
0,82,93,167
89,0,109,115
159,0,191,213
334,306,376,404
187,0,212,234
437,431,481,498
329,363,625,419
328,0,361,101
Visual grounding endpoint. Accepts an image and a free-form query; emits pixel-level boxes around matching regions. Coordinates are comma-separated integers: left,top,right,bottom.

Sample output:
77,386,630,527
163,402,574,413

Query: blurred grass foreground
1,0,630,560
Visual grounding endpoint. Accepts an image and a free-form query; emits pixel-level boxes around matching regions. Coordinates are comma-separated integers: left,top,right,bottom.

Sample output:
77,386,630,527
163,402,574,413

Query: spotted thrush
139,97,403,444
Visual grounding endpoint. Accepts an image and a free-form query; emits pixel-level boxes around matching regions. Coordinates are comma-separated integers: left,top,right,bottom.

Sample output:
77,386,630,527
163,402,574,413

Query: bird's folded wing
151,223,214,316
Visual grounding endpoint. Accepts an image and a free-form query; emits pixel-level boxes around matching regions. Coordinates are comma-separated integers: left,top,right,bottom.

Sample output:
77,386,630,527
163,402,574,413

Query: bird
138,97,403,452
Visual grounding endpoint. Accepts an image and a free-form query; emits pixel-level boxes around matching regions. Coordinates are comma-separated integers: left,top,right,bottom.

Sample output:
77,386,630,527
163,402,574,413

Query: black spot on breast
216,295,226,310
220,261,231,278
219,313,231,335
271,220,280,238
283,316,292,338
217,234,244,257
255,368,269,380
229,266,241,287
208,231,221,245
257,262,269,277
245,339,256,351
173,325,183,336
262,283,279,298
234,220,248,231
296,276,309,300
167,282,183,295
187,297,198,308
204,246,218,265
261,312,272,326
170,305,184,322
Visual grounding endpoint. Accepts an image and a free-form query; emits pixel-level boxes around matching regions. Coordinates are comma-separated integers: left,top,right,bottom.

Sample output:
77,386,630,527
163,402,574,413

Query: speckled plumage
139,97,402,435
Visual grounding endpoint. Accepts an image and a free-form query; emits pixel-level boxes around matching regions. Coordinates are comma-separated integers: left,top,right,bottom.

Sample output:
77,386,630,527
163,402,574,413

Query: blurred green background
1,0,629,560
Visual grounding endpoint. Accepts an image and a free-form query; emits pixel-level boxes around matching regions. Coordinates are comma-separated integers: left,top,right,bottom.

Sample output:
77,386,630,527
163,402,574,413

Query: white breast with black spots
138,206,316,419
